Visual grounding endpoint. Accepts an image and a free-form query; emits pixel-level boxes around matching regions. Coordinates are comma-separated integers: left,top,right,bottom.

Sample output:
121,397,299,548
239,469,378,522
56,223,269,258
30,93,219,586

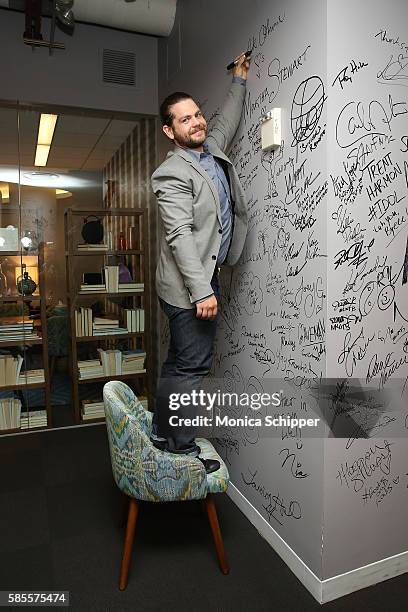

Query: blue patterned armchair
103,380,230,590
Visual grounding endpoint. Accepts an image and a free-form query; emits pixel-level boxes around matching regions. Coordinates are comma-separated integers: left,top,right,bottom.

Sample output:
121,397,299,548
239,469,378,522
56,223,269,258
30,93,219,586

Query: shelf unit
0,243,52,434
64,208,151,424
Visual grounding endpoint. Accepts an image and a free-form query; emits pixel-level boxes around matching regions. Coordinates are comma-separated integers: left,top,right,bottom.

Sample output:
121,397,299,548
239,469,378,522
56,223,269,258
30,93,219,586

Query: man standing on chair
151,53,251,473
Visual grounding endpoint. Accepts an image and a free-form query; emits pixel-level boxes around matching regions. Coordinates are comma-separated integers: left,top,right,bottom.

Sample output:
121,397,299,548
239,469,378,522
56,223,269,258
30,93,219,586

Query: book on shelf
0,318,39,342
20,409,47,429
82,400,105,420
77,243,108,251
18,369,45,385
75,307,93,337
93,328,128,336
78,359,104,379
79,284,106,293
98,348,122,375
0,333,39,342
118,282,144,293
78,349,146,379
103,266,119,293
124,308,144,332
122,349,146,373
92,316,127,336
93,317,119,327
0,398,21,430
0,354,24,386
78,265,144,294
82,411,104,420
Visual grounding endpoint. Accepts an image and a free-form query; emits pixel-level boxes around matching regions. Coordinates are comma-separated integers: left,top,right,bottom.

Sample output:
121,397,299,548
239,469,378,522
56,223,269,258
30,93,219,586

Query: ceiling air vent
102,49,136,87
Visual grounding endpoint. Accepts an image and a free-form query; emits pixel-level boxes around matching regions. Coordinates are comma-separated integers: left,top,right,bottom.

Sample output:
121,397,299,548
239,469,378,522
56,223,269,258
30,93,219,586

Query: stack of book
79,283,106,294
75,307,93,337
0,319,39,342
78,350,146,380
78,359,104,380
98,348,122,375
122,350,146,374
118,282,144,293
18,369,45,385
20,410,47,430
124,309,145,332
93,317,127,336
104,266,119,293
81,400,105,421
0,398,21,430
0,355,24,387
77,243,108,252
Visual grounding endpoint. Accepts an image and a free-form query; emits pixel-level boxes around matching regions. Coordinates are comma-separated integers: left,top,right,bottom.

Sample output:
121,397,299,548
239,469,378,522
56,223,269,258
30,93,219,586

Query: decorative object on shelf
81,216,104,244
16,264,37,296
118,263,132,283
0,226,19,251
117,232,127,251
127,226,138,250
83,272,104,285
0,262,8,297
21,230,39,252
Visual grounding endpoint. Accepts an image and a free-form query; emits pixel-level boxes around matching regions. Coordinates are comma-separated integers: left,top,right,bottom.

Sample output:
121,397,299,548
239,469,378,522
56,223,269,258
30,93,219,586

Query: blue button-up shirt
186,76,246,301
187,143,233,266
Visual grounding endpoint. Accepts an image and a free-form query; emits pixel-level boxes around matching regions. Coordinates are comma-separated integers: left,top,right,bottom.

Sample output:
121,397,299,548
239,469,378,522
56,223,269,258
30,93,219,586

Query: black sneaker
198,458,220,474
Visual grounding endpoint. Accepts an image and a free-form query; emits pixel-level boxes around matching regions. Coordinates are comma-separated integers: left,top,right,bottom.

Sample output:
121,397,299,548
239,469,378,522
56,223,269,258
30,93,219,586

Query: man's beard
174,125,207,149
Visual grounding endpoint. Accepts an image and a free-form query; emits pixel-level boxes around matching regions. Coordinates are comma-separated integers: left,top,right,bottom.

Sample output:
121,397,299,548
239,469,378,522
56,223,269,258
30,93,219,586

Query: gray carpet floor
0,424,406,611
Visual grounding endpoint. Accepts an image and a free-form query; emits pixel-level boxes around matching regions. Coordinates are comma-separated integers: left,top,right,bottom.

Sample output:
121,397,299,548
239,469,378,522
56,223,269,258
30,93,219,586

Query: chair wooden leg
204,494,230,575
118,498,139,590
119,494,129,528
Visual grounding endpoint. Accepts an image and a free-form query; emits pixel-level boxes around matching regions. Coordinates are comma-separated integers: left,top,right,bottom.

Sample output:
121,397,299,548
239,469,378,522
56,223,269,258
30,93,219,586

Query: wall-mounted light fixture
0,183,10,204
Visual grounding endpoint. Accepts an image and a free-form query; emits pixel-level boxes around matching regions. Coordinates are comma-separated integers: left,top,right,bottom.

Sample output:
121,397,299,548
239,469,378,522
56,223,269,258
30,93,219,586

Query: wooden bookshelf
0,295,42,303
76,332,144,342
0,243,52,433
64,208,152,424
69,250,144,257
78,371,147,384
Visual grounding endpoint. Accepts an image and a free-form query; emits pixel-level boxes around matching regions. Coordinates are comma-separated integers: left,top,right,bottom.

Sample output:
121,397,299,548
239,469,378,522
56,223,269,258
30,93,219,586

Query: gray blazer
152,81,248,309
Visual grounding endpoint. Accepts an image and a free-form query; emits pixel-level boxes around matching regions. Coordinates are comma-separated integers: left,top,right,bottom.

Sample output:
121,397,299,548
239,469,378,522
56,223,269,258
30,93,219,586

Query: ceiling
0,107,137,171
0,0,177,36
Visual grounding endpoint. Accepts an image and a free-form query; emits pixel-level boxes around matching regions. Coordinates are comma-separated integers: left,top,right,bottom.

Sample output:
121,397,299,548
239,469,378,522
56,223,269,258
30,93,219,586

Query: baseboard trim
227,482,408,604
227,482,323,602
321,549,408,603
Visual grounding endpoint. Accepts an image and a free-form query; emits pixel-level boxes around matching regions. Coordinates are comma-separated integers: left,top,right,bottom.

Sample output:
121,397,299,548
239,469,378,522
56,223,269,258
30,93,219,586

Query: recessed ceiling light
23,171,60,181
35,114,58,167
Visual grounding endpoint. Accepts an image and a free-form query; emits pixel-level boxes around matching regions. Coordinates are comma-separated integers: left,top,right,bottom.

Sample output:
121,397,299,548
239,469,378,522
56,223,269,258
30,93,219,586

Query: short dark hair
160,91,193,127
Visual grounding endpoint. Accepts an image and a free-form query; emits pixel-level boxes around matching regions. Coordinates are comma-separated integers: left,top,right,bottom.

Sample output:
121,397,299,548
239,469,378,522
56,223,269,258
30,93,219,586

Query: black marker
226,49,252,71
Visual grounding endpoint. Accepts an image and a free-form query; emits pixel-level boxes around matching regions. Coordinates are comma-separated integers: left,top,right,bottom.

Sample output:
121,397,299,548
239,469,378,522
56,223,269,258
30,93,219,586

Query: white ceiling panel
56,116,111,134
48,146,94,158
0,108,138,171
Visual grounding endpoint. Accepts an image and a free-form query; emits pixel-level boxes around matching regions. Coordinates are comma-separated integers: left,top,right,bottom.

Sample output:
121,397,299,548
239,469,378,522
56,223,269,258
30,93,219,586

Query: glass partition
0,103,151,434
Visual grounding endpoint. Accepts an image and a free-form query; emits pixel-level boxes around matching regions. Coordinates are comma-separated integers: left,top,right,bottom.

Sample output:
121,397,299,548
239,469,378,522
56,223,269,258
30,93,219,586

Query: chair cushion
196,438,229,494
103,381,229,501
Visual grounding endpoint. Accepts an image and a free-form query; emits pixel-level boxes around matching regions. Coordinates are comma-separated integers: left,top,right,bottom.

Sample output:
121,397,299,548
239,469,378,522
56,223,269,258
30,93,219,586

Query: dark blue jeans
152,270,221,455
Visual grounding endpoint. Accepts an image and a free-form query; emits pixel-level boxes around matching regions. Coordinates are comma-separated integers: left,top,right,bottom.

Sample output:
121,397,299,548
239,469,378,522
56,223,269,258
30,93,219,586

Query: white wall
156,0,408,601
323,0,408,580
157,0,328,582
